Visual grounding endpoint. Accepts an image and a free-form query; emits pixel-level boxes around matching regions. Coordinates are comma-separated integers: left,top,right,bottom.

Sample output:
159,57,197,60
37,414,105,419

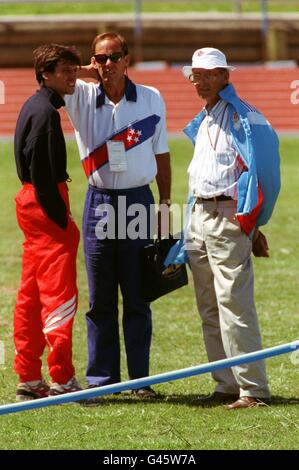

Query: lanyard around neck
206,103,229,151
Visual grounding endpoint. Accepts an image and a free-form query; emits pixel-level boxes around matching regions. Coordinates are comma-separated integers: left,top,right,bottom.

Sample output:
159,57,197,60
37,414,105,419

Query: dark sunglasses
94,52,124,64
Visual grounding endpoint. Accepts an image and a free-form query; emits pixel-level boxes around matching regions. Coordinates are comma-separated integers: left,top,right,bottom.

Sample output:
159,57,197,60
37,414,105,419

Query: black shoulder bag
141,233,188,303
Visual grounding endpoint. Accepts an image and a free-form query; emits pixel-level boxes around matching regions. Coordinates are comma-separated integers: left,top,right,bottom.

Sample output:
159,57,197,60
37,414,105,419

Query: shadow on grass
80,392,299,408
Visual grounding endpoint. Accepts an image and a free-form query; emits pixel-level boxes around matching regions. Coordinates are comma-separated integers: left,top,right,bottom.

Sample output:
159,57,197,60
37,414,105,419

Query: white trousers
187,199,270,398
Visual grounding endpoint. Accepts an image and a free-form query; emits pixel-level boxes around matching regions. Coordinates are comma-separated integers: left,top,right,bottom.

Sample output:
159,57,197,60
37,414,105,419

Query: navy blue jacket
14,86,69,228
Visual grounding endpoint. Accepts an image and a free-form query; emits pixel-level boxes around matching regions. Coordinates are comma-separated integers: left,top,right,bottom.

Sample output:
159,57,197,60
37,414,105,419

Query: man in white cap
179,47,280,409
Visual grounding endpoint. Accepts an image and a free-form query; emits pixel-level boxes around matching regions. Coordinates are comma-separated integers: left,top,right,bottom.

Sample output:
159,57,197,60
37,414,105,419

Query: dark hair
33,43,81,84
91,32,129,56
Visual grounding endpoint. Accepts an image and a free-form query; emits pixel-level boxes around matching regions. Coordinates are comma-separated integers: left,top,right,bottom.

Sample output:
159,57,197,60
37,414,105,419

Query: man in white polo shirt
65,32,171,398
179,47,280,409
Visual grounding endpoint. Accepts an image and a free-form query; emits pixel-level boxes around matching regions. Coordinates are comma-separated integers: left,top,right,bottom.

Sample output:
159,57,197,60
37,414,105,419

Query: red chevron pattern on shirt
81,114,160,178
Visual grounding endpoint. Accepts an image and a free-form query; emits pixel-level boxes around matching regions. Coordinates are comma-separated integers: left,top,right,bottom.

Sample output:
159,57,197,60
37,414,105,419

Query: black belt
196,195,233,202
88,184,150,195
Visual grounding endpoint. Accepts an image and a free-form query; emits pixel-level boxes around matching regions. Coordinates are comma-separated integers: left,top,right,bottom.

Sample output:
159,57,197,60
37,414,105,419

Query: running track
1,67,299,137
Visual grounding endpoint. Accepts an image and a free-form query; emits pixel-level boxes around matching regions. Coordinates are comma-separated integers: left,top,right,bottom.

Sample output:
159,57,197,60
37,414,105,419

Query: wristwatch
159,198,172,205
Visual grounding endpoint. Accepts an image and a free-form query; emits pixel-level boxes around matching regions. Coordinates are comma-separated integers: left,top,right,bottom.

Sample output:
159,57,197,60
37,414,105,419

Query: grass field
0,137,298,450
1,1,299,15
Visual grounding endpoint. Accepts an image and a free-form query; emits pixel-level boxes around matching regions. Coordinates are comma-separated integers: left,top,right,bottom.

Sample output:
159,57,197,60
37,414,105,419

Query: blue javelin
0,340,298,416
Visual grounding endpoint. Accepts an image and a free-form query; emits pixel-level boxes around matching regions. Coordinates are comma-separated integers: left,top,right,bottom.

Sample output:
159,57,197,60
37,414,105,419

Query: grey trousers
187,199,270,398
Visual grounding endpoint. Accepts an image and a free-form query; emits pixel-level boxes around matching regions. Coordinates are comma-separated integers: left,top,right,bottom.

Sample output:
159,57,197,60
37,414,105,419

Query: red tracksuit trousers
14,183,80,384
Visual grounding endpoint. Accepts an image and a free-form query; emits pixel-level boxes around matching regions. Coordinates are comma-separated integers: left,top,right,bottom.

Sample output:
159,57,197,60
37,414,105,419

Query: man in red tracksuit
13,44,82,401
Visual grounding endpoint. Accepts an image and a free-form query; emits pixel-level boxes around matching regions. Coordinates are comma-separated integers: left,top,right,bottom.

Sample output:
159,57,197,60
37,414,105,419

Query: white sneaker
16,379,50,401
49,377,82,396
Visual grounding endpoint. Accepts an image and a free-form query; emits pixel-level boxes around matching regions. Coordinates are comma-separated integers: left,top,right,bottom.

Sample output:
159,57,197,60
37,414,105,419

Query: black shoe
132,387,158,399
196,391,239,405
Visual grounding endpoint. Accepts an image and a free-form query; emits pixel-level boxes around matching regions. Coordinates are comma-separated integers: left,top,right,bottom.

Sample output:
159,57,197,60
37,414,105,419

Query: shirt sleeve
64,79,94,131
29,130,67,229
151,91,169,155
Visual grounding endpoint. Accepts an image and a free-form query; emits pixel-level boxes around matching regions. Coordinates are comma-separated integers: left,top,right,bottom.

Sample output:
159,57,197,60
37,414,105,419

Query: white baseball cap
182,47,235,78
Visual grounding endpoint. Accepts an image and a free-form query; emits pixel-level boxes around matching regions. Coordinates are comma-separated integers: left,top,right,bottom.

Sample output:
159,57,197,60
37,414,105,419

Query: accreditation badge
107,140,127,172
